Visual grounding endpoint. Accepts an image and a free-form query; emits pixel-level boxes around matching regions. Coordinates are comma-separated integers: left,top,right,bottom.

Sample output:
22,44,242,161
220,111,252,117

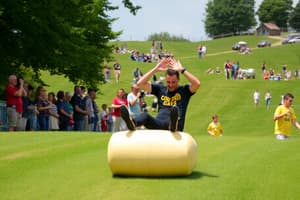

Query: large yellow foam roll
107,130,198,177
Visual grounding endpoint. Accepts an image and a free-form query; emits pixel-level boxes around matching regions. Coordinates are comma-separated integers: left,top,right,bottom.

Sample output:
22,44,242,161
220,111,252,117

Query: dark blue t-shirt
71,94,85,120
151,83,194,131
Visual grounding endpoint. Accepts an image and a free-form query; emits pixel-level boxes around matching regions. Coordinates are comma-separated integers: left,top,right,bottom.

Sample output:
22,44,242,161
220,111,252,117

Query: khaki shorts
114,70,121,75
7,107,22,130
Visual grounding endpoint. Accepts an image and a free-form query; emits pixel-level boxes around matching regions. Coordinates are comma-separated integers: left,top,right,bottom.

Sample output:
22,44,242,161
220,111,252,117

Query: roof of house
257,23,280,31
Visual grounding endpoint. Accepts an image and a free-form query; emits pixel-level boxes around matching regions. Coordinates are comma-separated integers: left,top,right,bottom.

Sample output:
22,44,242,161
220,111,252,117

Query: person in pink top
111,88,128,132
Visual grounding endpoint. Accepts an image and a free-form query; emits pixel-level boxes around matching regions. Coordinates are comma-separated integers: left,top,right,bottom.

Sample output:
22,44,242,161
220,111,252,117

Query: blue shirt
57,99,72,123
127,92,141,118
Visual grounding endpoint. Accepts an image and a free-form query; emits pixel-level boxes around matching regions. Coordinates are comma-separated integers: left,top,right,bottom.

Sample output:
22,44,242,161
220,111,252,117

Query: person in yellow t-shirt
274,93,300,140
207,114,223,136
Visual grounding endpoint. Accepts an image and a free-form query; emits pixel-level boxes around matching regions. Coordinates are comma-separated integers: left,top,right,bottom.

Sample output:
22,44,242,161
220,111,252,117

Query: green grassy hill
1,36,300,200
43,35,300,136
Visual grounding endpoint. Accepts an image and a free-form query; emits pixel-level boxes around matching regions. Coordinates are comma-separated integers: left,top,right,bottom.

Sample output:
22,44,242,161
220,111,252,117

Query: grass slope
1,133,300,200
1,36,300,199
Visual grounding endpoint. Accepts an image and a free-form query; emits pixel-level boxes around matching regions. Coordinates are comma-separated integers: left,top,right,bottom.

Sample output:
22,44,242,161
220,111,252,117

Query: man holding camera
127,84,141,118
5,75,27,131
121,58,200,132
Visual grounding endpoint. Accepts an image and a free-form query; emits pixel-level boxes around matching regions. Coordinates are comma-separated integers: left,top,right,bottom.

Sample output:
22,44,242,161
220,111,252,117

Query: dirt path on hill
179,36,284,60
268,36,284,47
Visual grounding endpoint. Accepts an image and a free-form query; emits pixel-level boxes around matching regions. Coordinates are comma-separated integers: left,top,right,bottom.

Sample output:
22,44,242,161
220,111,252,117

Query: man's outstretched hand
168,59,184,72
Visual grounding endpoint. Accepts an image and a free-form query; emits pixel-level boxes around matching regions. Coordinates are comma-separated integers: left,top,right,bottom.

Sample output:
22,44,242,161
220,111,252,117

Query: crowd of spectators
129,49,173,63
2,73,159,132
114,40,173,63
223,60,241,80
262,62,300,81
129,50,152,62
207,60,300,82
206,60,242,79
3,75,117,132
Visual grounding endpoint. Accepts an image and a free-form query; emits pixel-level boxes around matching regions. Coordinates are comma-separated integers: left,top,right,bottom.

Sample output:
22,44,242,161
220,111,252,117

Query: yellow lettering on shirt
161,93,181,106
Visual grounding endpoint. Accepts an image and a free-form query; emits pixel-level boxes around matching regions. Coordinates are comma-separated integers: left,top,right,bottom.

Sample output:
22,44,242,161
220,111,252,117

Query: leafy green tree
204,0,256,38
289,1,300,31
0,0,140,94
257,0,293,29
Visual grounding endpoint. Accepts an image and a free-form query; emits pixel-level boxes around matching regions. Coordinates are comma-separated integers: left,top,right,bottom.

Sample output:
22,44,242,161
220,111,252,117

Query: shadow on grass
112,171,219,180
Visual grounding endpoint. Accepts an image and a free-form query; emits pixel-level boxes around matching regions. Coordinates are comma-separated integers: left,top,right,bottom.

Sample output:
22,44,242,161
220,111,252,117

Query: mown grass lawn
1,132,300,200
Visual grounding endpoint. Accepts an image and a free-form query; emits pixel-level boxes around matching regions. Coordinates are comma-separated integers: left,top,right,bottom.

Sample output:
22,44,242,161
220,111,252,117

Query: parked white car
239,68,256,79
288,36,300,44
232,41,248,50
282,33,300,44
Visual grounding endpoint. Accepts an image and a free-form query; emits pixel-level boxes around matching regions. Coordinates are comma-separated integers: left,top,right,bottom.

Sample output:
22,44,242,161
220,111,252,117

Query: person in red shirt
111,88,127,132
5,75,26,131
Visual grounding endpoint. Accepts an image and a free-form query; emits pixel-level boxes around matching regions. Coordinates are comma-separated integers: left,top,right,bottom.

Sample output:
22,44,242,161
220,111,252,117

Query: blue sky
108,0,268,41
109,0,298,41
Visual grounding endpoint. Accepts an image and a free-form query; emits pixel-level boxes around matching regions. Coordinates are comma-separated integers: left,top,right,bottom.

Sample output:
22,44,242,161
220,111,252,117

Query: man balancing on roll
120,57,200,132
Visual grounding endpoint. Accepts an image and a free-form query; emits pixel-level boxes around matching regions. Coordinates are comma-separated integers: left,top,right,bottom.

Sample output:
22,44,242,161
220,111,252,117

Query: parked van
282,33,300,44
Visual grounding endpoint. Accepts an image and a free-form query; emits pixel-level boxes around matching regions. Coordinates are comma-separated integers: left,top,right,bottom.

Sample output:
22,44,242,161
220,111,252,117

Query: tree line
147,32,190,42
205,0,300,38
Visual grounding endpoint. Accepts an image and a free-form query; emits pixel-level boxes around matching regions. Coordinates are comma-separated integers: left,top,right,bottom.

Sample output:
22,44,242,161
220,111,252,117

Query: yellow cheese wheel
107,130,198,177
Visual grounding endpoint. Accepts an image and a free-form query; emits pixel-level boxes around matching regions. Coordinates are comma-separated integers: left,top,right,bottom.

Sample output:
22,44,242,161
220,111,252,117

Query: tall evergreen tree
205,0,256,38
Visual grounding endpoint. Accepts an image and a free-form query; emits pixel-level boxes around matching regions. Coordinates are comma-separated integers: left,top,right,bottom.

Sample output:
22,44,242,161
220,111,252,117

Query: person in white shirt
253,89,260,108
127,84,141,118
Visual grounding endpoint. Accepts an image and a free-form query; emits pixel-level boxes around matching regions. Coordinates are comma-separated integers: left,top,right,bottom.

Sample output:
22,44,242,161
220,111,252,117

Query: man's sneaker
169,106,179,132
120,105,136,131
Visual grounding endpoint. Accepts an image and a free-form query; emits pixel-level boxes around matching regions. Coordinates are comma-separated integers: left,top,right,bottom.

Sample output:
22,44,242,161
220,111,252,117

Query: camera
139,90,145,99
17,76,24,87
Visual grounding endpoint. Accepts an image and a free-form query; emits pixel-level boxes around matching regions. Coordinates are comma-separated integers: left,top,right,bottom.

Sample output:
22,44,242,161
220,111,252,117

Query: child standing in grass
207,114,223,136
